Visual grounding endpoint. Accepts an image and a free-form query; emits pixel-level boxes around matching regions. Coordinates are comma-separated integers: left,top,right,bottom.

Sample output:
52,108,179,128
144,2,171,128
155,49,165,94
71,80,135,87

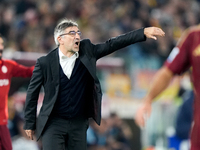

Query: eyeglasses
60,31,82,37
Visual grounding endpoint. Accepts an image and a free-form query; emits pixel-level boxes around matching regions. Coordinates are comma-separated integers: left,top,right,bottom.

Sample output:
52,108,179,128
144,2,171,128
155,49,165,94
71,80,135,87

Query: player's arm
145,66,174,103
135,26,192,127
135,66,174,127
10,60,34,77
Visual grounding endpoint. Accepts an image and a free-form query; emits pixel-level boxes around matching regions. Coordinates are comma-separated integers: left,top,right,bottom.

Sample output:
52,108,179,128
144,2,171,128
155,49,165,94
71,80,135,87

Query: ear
57,36,64,45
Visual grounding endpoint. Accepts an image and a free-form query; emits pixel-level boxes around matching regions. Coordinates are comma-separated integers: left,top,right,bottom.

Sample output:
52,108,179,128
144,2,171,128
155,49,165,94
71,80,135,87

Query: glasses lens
70,31,81,36
69,31,76,36
60,31,81,36
77,31,81,36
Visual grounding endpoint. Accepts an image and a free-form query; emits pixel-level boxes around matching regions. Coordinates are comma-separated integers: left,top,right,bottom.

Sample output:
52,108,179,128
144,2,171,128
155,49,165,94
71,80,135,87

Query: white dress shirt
59,49,79,79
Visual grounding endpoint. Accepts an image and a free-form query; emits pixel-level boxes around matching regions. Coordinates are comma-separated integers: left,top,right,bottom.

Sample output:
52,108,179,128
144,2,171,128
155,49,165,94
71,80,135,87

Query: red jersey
165,25,200,149
0,59,33,125
165,25,200,99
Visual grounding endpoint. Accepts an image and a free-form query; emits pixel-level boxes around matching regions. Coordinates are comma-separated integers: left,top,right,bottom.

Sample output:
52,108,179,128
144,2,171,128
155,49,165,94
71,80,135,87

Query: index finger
156,28,165,36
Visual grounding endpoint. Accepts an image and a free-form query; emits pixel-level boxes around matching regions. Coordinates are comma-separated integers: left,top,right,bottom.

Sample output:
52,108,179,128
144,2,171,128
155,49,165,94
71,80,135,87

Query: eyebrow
68,30,80,32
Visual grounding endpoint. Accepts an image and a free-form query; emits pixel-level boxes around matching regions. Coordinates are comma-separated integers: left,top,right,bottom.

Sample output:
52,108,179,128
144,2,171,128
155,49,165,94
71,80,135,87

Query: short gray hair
54,19,78,46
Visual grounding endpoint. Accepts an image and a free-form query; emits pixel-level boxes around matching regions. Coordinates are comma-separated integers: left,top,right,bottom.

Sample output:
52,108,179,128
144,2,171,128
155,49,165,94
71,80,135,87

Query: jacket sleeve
93,28,146,59
9,60,34,77
23,59,43,130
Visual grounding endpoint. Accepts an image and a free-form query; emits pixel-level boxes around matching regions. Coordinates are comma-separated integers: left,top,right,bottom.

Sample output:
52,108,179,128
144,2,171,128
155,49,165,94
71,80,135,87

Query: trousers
41,115,89,150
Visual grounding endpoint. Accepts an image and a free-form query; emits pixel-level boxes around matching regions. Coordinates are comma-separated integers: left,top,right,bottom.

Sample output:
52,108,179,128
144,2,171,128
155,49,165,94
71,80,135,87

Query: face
58,26,81,55
0,37,4,60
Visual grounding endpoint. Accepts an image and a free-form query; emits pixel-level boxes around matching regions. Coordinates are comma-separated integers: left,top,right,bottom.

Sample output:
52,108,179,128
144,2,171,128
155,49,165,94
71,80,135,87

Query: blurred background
0,0,198,149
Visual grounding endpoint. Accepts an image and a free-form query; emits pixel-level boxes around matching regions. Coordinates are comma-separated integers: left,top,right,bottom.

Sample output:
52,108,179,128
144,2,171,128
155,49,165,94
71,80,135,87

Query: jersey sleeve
9,60,34,77
164,29,191,75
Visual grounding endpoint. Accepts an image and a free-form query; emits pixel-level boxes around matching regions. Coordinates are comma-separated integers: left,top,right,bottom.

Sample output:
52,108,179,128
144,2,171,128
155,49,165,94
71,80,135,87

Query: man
0,34,34,150
23,18,165,150
135,25,200,150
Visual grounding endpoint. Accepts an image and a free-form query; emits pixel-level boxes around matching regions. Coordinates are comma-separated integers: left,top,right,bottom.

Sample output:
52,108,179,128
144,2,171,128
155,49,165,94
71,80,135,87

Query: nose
75,33,80,39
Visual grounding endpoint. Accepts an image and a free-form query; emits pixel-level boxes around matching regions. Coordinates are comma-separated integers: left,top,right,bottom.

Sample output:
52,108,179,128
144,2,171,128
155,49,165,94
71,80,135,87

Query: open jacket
23,28,146,140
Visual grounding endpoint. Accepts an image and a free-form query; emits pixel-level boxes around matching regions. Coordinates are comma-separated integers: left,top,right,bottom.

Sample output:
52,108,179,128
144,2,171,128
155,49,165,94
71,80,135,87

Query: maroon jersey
165,25,200,150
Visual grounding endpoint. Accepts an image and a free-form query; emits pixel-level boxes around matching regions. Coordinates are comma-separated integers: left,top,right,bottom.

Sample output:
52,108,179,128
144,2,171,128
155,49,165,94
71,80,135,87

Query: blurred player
135,25,200,150
0,34,34,150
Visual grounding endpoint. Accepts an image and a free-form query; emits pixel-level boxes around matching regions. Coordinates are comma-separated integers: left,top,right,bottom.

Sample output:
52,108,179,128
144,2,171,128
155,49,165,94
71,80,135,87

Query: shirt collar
59,49,79,61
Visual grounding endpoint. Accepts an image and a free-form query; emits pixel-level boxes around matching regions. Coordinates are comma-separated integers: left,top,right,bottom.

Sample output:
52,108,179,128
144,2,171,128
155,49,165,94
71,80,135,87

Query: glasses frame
60,31,81,37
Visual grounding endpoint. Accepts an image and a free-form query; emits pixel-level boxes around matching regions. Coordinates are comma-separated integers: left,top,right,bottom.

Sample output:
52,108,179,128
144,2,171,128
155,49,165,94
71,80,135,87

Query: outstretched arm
94,27,165,59
9,60,34,77
135,66,174,127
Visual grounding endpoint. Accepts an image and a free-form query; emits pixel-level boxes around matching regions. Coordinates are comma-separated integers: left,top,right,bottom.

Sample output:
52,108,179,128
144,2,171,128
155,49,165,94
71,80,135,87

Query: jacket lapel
49,49,60,85
79,54,96,80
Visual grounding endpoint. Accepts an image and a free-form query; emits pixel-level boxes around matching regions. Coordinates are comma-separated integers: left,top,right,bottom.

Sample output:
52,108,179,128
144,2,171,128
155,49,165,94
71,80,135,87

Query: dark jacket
23,28,146,140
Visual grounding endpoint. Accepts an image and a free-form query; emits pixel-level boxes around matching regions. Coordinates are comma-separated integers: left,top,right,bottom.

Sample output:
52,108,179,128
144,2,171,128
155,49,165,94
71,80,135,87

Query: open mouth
75,41,79,46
